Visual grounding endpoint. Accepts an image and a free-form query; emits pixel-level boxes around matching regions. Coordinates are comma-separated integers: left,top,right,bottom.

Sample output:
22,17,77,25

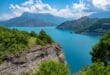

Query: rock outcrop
0,43,66,75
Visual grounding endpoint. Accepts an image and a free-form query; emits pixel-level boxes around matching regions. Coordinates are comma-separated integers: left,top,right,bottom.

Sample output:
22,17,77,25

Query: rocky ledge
0,43,66,75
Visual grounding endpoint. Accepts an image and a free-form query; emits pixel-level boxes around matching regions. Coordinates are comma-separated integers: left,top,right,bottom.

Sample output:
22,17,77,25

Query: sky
0,0,110,20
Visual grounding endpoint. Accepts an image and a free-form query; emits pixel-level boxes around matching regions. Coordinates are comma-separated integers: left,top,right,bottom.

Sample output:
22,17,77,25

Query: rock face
0,43,66,75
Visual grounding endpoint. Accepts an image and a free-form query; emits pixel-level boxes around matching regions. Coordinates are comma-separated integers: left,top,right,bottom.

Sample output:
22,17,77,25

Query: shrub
35,61,70,75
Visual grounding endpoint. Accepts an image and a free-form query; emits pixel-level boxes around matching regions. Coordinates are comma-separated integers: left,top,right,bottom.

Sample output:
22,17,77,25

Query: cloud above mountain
0,0,110,20
92,0,110,10
9,0,92,19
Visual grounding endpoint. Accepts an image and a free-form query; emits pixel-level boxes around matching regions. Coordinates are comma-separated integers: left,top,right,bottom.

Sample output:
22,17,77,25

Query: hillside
57,16,110,35
0,12,67,27
21,12,67,25
0,26,69,75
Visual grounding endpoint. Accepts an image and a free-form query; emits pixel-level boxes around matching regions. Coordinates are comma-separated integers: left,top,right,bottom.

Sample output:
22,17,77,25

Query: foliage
90,31,110,65
0,26,67,75
0,26,54,63
30,31,38,37
36,38,46,46
76,62,110,75
57,17,110,35
76,31,110,75
0,27,29,54
28,37,37,47
37,29,54,45
20,61,69,75
34,61,70,75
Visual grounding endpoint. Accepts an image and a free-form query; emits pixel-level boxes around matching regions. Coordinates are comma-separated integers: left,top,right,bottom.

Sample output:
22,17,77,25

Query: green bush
90,31,110,65
35,29,54,46
79,62,110,75
30,31,38,37
36,38,46,46
35,61,70,75
38,29,54,44
77,31,110,75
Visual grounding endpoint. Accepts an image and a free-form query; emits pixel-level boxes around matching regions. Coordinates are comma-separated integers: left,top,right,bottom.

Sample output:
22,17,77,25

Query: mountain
57,16,110,35
0,12,67,27
0,17,55,27
22,12,67,24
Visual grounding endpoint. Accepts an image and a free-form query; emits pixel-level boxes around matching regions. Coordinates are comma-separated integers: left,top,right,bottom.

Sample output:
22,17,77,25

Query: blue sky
0,0,110,20
0,0,76,14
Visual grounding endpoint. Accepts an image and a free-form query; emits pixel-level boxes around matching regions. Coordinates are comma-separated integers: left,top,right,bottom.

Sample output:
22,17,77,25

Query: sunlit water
9,27,99,74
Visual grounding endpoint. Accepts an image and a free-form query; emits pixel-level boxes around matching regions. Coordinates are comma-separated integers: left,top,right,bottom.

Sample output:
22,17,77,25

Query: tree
38,29,53,44
77,62,110,75
35,61,70,75
90,31,110,65
30,31,38,37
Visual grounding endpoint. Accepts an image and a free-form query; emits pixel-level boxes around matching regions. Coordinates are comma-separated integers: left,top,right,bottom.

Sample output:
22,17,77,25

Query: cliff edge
0,43,66,75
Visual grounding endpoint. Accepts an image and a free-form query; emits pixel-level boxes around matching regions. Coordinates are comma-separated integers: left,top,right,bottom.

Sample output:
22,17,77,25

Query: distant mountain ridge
57,16,110,35
0,12,67,27
0,17,55,27
22,12,67,24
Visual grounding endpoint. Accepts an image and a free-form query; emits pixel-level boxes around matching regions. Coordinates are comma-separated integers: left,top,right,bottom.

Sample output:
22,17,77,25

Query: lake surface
9,27,99,74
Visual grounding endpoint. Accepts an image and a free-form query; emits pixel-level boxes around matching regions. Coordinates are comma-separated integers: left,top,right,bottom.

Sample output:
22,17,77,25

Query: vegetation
57,16,110,35
0,27,29,54
21,61,70,75
36,29,54,46
0,26,67,75
76,31,110,75
35,61,70,75
0,26,53,63
90,31,110,65
30,31,38,37
75,62,110,75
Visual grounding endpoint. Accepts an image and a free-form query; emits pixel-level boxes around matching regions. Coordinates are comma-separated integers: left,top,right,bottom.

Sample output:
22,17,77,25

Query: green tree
30,31,38,37
90,31,110,65
78,62,110,75
38,29,53,44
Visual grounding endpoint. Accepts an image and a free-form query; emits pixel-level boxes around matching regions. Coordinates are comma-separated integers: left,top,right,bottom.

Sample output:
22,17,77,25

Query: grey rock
0,43,66,75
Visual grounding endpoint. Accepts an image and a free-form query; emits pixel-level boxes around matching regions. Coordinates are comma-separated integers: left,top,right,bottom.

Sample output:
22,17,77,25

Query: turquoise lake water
9,27,99,74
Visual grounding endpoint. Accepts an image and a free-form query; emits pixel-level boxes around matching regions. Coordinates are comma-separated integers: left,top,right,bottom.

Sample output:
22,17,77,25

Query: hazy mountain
0,12,67,27
21,12,67,24
0,17,55,27
57,16,110,35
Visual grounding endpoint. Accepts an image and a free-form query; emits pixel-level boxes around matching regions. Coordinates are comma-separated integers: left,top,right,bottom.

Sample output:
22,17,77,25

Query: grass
28,37,37,48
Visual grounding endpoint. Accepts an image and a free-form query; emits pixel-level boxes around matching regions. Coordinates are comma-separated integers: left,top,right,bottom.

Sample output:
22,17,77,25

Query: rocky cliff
0,43,66,75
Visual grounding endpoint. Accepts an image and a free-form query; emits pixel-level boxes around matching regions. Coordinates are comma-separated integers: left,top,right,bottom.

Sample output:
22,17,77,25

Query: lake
9,27,99,74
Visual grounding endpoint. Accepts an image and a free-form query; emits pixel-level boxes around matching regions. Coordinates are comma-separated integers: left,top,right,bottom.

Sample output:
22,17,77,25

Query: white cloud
22,0,34,6
72,0,93,18
92,0,110,10
0,14,14,21
9,0,57,16
0,0,93,20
